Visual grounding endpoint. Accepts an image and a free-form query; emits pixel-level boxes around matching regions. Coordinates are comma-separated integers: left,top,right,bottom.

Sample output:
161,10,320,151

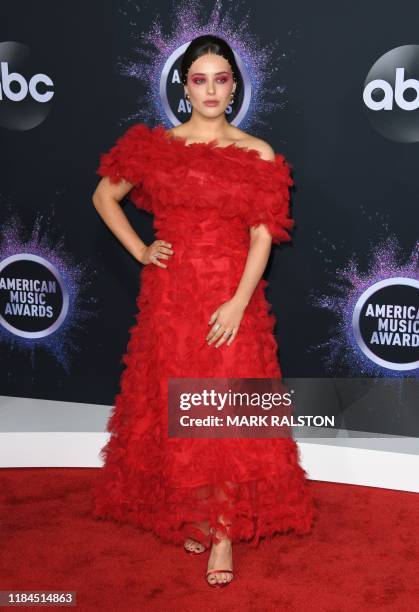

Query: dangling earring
185,90,190,100
230,80,237,104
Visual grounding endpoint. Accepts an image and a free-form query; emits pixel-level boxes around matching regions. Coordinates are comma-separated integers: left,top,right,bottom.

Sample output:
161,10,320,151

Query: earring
185,92,190,100
230,80,237,103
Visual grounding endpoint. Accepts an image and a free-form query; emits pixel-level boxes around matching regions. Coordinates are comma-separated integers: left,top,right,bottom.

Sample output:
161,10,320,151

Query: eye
191,77,230,85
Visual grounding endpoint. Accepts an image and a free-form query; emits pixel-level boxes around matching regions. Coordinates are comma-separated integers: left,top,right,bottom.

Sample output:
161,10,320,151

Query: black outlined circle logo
0,254,69,338
159,41,251,126
0,41,54,131
363,44,419,143
352,277,419,371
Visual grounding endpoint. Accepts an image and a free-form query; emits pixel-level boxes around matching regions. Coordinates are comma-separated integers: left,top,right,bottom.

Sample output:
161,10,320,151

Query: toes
207,571,233,585
220,572,232,584
185,539,195,552
185,538,205,553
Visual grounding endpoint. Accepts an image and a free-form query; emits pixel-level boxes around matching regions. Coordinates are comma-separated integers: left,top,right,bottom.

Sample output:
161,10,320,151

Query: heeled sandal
206,569,234,588
183,538,209,555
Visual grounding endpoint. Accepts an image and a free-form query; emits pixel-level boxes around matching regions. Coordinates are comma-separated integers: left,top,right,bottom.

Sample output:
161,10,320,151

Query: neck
184,113,231,139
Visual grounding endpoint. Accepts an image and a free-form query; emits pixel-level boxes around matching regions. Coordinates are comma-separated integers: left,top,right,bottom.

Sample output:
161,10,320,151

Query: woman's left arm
206,225,272,348
206,140,285,349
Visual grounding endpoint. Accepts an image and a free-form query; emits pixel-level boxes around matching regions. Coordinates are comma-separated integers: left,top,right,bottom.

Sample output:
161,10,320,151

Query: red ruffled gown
92,123,316,546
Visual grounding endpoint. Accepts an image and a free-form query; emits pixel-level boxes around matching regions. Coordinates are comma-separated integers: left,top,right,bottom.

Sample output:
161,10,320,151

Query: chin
200,106,225,116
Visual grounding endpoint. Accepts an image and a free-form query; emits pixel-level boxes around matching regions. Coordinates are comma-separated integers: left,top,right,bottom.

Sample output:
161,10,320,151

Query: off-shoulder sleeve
96,123,154,213
243,153,295,245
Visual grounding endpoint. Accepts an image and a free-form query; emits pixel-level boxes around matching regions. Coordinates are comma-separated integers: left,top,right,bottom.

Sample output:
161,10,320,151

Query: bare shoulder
166,125,182,137
233,129,275,161
241,135,275,161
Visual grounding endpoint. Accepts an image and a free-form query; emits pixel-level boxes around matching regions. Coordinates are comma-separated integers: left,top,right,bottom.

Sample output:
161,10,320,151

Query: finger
214,331,229,348
151,255,167,268
157,246,174,255
208,311,218,326
208,326,225,345
154,252,170,260
156,242,174,253
206,322,222,342
226,329,237,346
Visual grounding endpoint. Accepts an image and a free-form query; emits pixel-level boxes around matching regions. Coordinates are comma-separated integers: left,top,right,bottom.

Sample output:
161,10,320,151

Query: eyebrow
189,71,230,76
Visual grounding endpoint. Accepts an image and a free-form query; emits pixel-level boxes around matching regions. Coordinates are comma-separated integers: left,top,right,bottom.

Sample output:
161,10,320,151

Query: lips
204,100,219,106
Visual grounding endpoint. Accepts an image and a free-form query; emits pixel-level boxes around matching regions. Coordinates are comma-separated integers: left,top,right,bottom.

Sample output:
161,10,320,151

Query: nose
207,79,215,94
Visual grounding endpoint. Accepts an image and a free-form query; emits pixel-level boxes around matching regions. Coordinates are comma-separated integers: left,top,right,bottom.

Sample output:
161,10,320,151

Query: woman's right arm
92,176,173,268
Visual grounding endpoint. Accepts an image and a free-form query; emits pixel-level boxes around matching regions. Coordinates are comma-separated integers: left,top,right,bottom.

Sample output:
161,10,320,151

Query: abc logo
364,67,419,111
0,41,54,130
363,44,419,142
0,61,53,102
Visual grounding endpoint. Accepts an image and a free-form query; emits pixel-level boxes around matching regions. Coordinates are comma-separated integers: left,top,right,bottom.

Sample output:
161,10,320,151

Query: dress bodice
96,123,295,254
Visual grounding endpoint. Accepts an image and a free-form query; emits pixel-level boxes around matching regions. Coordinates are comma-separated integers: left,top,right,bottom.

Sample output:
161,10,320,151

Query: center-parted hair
180,34,243,98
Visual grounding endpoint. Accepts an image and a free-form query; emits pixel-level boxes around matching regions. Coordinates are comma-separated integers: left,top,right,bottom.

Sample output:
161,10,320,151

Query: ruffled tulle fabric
93,122,316,546
96,123,155,213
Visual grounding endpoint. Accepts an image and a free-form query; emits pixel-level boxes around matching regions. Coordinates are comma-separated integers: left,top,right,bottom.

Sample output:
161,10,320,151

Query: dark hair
181,34,243,97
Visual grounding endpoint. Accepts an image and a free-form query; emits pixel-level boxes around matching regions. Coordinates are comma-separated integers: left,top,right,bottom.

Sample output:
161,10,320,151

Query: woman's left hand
206,297,246,348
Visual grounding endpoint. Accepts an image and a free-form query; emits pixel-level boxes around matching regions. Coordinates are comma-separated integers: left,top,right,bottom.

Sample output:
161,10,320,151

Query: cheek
189,82,206,96
219,79,233,94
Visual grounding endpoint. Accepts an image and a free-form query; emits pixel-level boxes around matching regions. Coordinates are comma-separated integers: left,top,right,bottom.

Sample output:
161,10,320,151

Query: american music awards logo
309,236,419,376
0,213,98,371
116,0,291,129
0,254,68,339
352,277,419,371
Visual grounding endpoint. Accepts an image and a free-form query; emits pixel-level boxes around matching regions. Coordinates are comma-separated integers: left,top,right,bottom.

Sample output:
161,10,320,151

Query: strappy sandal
183,538,209,555
206,569,234,587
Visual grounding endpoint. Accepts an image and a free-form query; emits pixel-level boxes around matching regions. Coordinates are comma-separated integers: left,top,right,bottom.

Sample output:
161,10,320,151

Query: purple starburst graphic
115,0,293,134
308,234,419,377
0,210,98,373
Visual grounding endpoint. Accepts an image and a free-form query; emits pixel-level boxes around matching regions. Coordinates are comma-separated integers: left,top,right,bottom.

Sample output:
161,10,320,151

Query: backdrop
0,0,418,444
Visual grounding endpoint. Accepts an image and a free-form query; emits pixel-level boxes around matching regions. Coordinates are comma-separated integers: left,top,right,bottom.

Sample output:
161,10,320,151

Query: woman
92,34,316,588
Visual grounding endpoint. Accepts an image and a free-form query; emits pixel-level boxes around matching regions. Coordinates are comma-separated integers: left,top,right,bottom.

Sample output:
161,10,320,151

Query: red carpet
0,468,418,611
